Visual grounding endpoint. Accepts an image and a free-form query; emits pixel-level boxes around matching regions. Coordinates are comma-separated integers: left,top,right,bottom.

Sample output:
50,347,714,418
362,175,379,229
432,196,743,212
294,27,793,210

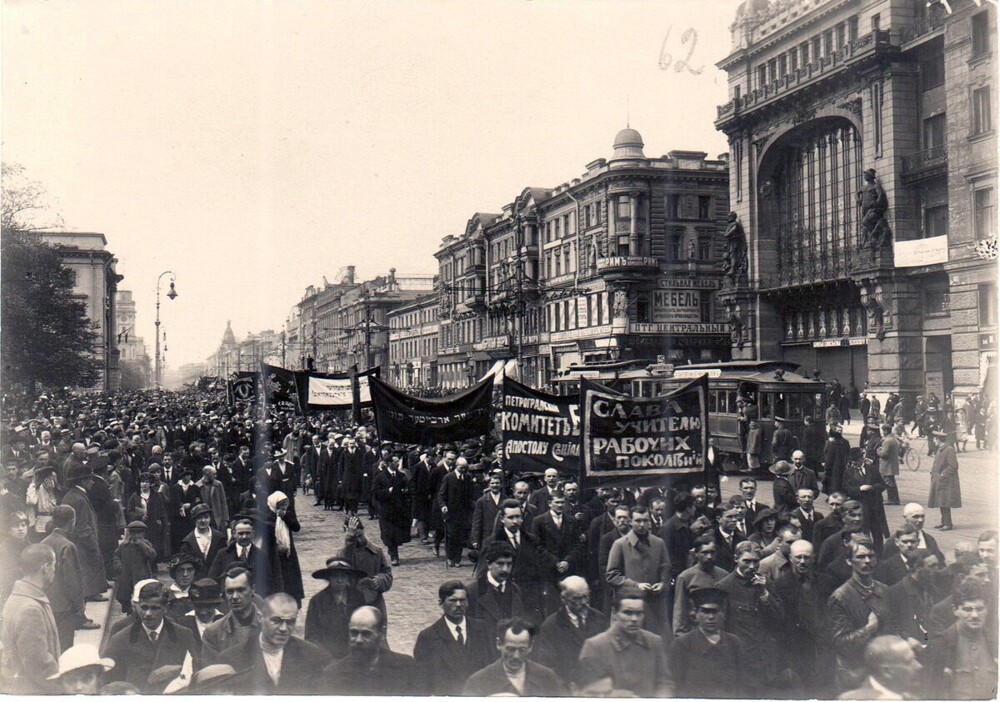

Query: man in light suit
606,506,670,634
412,580,495,694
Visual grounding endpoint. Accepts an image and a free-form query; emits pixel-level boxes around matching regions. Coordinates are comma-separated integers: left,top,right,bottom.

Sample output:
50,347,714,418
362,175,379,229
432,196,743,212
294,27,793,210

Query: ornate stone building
40,232,123,392
387,293,440,389
435,128,730,389
716,0,997,402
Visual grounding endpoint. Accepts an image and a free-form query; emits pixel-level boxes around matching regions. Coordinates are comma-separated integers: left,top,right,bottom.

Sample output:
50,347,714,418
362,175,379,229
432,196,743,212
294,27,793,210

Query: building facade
716,0,997,404
114,290,149,363
387,293,440,389
435,128,731,390
40,232,123,392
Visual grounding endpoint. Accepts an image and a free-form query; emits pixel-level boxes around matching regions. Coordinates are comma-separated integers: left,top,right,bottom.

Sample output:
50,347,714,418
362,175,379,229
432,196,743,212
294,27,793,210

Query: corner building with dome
431,127,731,390
715,0,997,405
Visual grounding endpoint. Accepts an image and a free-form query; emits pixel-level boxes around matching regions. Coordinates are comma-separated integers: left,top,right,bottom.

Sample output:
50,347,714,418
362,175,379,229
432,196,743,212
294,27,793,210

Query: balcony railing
898,7,947,45
716,31,892,123
901,145,947,179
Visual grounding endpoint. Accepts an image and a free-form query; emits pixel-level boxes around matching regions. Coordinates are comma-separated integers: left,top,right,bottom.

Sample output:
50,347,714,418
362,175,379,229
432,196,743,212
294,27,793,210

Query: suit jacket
881,530,943,563
661,515,694,578
322,648,415,696
529,510,585,577
712,527,739,573
791,507,824,543
303,585,367,660
438,470,477,522
103,618,201,693
812,512,844,550
742,499,770,534
207,542,273,585
528,486,558,516
222,633,331,695
886,576,935,643
337,449,367,499
470,491,503,548
875,552,912,587
412,616,495,694
179,528,228,579
176,610,224,643
587,512,617,583
463,658,566,696
533,606,608,681
465,576,525,633
477,530,549,616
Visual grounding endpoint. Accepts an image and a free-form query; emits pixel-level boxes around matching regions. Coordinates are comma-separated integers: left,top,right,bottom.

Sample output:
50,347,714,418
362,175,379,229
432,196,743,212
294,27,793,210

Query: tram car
553,359,827,474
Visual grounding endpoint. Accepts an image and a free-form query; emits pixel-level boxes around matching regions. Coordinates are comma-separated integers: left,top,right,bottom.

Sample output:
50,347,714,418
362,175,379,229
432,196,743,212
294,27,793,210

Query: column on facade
629,191,641,256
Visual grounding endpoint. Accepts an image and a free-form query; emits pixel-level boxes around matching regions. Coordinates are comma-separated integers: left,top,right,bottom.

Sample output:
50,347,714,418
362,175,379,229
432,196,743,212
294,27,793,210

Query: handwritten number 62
659,26,704,75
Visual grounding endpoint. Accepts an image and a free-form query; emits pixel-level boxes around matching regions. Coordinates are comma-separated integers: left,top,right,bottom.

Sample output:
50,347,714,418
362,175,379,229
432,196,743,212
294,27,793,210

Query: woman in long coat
260,491,304,605
928,429,961,530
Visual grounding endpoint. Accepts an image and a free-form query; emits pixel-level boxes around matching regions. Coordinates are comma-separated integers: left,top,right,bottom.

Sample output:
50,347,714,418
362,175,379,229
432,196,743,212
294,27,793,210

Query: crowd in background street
0,385,996,697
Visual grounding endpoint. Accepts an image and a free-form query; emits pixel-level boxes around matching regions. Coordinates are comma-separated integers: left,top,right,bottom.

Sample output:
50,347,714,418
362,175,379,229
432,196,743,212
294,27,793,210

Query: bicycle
899,432,927,471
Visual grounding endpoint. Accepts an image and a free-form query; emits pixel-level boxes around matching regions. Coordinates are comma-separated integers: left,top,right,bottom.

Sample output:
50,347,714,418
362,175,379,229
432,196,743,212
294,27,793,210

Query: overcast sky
3,0,738,369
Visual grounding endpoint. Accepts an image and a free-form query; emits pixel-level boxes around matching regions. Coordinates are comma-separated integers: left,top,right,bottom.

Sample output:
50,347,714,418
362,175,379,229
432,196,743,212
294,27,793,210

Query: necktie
456,625,464,645
513,533,519,548
149,631,158,643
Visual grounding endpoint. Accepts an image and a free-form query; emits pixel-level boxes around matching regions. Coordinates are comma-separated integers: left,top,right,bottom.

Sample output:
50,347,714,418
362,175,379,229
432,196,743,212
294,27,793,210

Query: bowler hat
189,578,223,605
312,557,367,580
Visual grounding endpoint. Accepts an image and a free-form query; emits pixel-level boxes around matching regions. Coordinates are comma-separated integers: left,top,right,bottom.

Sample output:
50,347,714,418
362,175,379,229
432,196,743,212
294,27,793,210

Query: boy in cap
666,587,747,698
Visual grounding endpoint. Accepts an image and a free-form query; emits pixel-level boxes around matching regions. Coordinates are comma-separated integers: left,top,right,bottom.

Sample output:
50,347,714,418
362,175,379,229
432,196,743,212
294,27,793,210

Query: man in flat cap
667,587,747,698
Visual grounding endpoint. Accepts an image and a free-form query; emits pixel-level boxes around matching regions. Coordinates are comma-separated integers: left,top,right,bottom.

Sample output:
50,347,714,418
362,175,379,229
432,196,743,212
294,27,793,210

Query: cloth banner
227,371,258,406
354,366,378,406
580,375,708,482
500,376,580,474
261,363,302,414
292,366,380,413
369,375,493,444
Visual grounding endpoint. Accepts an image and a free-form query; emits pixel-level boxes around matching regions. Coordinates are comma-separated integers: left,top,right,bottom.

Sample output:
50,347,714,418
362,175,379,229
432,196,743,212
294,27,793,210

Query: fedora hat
65,463,93,483
311,556,366,580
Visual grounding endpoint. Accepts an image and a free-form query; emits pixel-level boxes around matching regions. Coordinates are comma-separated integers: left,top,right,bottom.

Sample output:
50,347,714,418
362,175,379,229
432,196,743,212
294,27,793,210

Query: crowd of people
0,386,996,698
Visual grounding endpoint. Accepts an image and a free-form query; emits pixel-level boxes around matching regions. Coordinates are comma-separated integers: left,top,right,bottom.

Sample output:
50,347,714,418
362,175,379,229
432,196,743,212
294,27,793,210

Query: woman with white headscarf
262,491,304,605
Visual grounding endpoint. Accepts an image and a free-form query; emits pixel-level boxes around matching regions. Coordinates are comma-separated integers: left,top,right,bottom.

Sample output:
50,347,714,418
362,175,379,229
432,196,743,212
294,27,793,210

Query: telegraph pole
281,331,286,367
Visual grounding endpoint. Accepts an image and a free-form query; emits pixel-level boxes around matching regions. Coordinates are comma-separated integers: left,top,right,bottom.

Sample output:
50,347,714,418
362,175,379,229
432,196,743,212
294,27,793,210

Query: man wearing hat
103,581,201,694
179,503,226,579
771,416,797,463
372,449,411,565
49,644,115,695
336,516,393,616
178,578,225,642
928,428,961,531
42,505,94,650
59,462,108,602
112,521,157,615
823,423,851,495
304,557,368,658
667,587,746,698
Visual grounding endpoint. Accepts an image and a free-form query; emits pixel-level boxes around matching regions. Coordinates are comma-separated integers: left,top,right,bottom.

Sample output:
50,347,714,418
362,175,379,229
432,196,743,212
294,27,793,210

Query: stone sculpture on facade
721,212,748,283
857,168,891,254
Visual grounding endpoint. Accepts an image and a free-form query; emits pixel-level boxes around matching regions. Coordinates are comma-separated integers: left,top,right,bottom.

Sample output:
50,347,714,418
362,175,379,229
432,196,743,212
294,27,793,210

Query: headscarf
267,491,291,555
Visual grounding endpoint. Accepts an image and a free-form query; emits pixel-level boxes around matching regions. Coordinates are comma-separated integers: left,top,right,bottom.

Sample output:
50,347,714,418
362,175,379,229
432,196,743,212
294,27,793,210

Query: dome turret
610,127,646,161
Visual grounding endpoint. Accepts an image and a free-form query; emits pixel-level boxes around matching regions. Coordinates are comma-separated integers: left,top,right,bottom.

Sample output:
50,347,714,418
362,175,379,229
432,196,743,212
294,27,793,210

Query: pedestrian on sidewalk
928,429,961,531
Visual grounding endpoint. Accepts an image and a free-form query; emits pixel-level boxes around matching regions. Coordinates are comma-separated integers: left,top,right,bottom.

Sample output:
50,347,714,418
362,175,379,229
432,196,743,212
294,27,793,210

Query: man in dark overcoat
371,450,410,565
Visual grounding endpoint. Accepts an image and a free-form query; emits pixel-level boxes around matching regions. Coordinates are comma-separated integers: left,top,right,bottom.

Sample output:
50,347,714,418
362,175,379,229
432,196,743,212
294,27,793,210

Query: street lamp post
154,271,178,389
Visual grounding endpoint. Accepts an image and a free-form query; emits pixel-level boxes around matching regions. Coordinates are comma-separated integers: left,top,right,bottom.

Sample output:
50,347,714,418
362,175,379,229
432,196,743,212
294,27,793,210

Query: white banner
894,235,948,267
357,373,372,405
307,376,353,406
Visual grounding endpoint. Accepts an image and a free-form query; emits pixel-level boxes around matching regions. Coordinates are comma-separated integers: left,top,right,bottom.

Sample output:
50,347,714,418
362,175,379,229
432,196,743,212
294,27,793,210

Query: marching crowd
0,386,996,698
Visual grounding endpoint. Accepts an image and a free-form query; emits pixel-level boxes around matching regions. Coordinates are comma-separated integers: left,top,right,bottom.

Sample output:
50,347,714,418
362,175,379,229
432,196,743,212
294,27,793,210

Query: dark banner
500,376,580,474
227,371,258,406
581,375,708,482
369,375,493,444
261,363,302,414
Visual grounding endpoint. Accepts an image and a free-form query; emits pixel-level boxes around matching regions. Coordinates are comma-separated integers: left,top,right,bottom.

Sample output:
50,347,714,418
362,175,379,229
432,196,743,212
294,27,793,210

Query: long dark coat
928,443,962,508
126,490,169,561
338,449,366,501
372,468,411,548
409,458,433,524
842,458,890,552
60,486,107,597
303,585,367,659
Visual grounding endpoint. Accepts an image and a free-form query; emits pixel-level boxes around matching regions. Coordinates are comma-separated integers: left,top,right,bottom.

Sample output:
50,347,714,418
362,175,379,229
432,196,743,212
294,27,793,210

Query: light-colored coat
876,434,900,476
0,580,60,692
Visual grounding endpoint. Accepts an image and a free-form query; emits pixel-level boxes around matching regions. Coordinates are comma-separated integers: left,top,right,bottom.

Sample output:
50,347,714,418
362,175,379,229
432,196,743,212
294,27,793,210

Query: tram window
759,393,773,419
787,394,804,419
723,390,737,414
708,390,718,412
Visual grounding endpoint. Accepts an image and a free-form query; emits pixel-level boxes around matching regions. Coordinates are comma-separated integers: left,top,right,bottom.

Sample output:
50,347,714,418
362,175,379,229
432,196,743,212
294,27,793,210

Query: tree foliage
120,358,151,391
2,163,100,394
